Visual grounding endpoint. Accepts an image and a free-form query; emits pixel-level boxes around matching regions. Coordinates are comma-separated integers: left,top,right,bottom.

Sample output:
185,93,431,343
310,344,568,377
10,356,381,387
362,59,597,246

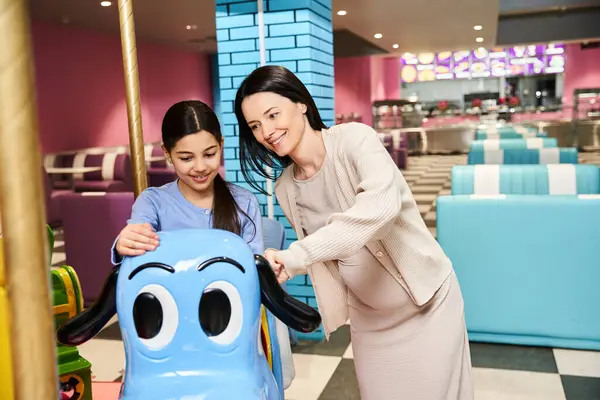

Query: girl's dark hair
162,100,254,239
234,65,328,195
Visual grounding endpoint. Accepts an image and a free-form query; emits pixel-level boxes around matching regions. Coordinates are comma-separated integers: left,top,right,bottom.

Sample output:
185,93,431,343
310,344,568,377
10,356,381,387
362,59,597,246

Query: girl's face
164,131,222,194
241,92,307,157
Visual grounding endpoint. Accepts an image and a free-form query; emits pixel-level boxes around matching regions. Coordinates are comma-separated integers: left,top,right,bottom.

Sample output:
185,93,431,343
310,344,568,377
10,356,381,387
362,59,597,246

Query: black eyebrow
197,257,245,273
128,262,175,280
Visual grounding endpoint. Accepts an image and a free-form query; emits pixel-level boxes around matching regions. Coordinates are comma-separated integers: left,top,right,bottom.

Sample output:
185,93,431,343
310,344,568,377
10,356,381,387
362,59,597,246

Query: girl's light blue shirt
111,180,263,264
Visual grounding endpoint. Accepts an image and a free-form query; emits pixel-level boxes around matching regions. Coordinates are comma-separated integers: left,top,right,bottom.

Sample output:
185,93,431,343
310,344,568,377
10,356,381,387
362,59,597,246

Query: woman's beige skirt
339,249,474,400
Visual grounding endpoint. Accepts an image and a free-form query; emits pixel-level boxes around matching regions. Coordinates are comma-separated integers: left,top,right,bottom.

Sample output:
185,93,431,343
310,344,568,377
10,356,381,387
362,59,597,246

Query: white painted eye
133,284,178,350
199,281,243,345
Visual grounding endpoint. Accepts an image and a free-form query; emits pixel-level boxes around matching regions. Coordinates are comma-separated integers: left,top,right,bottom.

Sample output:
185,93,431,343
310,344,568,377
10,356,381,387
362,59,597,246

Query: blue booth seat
467,147,578,165
475,131,546,140
470,138,557,151
451,164,600,195
436,194,600,350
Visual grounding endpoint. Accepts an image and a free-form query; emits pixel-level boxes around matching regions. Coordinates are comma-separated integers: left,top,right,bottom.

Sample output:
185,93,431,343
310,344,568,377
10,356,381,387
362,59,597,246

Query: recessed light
374,33,383,39
337,10,347,16
100,1,112,6
393,44,399,49
474,25,483,31
476,37,484,43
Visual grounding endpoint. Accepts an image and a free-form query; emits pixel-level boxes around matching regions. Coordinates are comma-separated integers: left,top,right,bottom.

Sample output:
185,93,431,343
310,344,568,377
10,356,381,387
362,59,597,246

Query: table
146,156,165,163
46,167,102,190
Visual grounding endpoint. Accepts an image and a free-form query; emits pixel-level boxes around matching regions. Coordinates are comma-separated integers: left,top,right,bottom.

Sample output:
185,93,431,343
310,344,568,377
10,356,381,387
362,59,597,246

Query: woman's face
163,131,222,194
241,92,307,157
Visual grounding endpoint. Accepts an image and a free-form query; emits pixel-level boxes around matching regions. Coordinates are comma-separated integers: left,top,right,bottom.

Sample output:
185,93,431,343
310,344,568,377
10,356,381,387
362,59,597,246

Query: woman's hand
116,223,159,257
264,248,290,284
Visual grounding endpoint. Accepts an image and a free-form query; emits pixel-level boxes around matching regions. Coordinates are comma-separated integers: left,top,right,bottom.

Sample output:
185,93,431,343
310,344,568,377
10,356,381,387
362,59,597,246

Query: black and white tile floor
52,152,600,399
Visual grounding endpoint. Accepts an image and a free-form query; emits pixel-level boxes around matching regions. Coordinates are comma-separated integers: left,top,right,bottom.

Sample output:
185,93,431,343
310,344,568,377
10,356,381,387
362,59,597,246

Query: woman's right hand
115,223,159,257
264,248,290,284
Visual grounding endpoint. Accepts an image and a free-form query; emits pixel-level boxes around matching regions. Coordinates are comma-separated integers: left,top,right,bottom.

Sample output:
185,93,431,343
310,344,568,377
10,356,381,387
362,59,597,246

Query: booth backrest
475,131,546,140
451,164,600,195
467,147,578,165
60,192,135,305
470,138,557,151
436,194,600,350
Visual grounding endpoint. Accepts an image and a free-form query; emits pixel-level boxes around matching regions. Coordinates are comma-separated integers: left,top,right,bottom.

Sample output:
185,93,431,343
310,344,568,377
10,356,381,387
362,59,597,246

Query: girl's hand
116,223,159,257
264,248,290,284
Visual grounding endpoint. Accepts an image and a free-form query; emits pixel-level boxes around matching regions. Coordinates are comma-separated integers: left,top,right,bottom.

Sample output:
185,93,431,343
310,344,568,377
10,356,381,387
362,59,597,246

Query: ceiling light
374,33,383,39
476,37,484,43
100,1,112,6
337,10,347,16
474,25,482,31
393,44,399,49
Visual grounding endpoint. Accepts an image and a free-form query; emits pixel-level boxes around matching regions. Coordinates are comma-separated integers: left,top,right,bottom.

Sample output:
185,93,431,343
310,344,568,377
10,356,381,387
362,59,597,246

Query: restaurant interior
1,0,600,399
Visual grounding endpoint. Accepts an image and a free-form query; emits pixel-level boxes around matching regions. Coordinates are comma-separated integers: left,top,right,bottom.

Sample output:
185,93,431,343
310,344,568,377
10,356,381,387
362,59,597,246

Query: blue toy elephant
57,229,321,399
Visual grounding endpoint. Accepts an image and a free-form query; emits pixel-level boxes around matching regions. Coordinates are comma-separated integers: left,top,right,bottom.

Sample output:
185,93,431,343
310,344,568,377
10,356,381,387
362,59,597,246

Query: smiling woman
234,65,474,399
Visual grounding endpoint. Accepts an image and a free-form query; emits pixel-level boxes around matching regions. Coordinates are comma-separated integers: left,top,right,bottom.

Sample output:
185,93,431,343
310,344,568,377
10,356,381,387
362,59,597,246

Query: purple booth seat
43,167,70,228
74,153,133,192
44,151,134,192
378,132,408,170
60,191,134,305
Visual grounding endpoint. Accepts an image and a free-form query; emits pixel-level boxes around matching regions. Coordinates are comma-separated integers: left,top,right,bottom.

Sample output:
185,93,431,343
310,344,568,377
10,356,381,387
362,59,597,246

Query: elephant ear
56,267,119,346
255,255,321,333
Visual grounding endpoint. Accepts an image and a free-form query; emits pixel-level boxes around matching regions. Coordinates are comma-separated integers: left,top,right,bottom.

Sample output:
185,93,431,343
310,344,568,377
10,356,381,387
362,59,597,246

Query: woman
234,66,473,399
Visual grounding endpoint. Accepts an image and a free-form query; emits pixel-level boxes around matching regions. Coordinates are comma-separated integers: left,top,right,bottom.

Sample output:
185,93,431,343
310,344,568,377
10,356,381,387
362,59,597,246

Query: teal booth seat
470,138,557,151
437,194,600,350
467,147,578,165
475,130,546,140
451,164,600,195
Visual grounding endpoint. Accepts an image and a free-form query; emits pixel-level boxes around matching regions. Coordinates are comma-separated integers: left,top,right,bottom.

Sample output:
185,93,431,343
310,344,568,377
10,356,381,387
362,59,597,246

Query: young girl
235,66,473,399
110,100,295,390
112,100,262,260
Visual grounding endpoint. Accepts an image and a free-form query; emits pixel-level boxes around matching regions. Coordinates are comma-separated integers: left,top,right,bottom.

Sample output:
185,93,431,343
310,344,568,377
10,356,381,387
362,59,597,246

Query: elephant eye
133,284,179,350
199,281,243,345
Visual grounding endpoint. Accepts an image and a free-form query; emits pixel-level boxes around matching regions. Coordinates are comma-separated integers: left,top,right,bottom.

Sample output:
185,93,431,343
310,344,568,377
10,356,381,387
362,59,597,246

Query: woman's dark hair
234,65,328,195
162,100,254,239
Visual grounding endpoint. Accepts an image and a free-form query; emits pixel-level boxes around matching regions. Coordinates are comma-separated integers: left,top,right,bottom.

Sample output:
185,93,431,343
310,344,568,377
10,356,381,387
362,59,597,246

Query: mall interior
1,0,600,399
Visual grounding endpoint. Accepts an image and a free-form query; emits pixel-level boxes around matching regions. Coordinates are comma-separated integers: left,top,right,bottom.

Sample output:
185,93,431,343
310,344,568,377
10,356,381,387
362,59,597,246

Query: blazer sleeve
277,124,400,278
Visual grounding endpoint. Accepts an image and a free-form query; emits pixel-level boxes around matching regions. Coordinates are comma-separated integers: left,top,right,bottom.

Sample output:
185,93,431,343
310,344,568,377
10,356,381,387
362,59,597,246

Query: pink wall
370,57,400,101
334,56,401,126
32,21,213,154
562,43,600,107
334,56,373,125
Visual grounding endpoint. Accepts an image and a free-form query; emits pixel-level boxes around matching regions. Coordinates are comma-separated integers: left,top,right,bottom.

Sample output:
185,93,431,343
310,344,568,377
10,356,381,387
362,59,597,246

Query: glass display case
372,99,423,130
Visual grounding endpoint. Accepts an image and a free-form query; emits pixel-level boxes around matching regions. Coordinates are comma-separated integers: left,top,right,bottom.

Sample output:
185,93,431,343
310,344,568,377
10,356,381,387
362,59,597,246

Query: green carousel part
50,227,93,400
57,344,93,400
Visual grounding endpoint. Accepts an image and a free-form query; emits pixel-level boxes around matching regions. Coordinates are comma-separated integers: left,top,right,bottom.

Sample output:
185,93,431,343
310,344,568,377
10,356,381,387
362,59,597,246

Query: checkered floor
52,152,600,399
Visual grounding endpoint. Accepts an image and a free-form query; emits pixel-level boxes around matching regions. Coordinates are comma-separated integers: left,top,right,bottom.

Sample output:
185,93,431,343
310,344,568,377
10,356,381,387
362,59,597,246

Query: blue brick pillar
216,0,334,341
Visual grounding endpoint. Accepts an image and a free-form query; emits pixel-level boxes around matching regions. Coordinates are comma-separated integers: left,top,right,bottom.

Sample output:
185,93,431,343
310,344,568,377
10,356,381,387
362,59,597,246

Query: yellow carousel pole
0,0,58,398
118,0,147,197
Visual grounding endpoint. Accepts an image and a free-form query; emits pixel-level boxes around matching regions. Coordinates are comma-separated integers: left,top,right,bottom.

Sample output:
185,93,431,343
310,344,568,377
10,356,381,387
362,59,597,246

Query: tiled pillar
215,0,334,340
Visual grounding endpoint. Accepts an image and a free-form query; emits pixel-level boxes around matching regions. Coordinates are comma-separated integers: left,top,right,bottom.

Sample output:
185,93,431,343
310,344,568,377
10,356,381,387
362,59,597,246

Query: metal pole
0,0,58,398
257,0,274,219
118,0,147,198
